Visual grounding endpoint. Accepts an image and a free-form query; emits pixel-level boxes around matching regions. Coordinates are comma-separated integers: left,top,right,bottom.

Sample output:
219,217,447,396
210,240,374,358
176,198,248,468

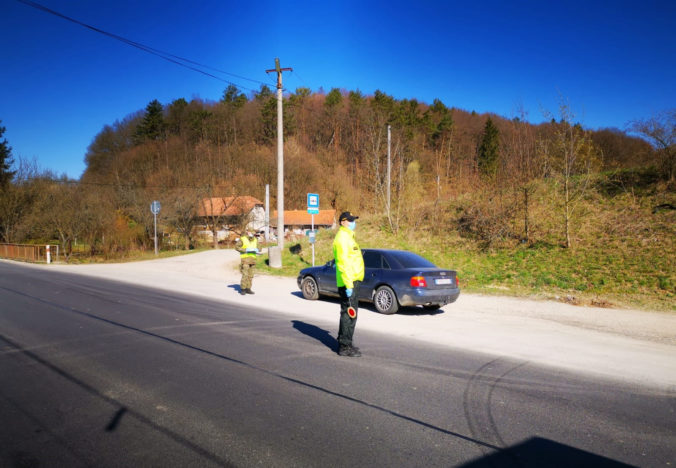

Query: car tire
374,285,399,315
301,276,319,300
423,304,441,311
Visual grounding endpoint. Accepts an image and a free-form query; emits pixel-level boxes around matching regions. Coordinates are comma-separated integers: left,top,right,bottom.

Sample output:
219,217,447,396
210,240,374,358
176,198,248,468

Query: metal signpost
307,193,319,266
150,200,161,256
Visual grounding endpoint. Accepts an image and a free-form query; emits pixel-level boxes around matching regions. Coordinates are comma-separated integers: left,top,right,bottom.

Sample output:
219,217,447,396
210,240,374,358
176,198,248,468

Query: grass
255,172,676,313
56,245,213,264
251,225,674,312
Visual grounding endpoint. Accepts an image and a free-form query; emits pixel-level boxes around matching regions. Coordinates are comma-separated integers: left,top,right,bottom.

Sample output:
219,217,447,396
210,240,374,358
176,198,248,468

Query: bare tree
544,99,601,248
166,188,201,249
629,109,675,182
504,108,541,242
35,181,92,262
0,157,39,243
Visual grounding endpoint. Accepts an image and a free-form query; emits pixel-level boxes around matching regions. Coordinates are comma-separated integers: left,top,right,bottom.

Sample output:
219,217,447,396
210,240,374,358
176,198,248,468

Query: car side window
381,256,391,269
363,251,381,269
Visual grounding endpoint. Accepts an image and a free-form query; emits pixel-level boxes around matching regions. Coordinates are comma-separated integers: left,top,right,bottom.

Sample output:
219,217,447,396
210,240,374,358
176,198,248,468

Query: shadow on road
291,320,338,353
290,291,446,316
457,436,634,468
226,283,244,294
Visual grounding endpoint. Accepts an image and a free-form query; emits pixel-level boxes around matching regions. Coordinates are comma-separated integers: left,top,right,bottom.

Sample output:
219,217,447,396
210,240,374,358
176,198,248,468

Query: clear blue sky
2,0,675,179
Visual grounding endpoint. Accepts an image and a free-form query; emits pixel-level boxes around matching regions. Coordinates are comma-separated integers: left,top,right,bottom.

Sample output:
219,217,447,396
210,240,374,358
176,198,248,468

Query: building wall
247,206,266,231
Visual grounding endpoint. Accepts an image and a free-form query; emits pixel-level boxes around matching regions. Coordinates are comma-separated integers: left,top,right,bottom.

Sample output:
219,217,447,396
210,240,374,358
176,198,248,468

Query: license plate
435,278,452,285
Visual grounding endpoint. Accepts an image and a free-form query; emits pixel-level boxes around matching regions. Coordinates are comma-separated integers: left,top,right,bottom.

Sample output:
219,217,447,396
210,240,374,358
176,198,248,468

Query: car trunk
416,269,458,289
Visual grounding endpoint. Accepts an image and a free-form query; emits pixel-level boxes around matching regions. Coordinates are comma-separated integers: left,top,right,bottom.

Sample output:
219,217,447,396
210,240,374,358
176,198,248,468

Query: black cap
339,211,359,222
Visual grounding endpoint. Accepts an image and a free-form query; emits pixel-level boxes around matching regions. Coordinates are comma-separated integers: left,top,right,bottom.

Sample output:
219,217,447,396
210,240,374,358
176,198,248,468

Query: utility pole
265,58,292,257
387,124,391,218
265,184,270,243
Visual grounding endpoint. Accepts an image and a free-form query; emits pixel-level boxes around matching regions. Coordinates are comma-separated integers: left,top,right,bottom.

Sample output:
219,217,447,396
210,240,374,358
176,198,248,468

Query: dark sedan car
296,248,460,314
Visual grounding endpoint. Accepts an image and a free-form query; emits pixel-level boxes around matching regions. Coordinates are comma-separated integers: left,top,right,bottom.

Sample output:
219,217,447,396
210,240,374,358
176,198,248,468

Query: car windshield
389,251,437,268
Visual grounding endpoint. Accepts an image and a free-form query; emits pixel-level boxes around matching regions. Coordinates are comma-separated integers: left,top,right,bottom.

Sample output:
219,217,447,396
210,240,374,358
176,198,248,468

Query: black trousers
337,280,361,347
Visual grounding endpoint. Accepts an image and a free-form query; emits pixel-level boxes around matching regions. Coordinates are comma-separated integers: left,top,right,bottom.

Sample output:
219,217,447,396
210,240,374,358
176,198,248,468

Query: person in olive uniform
236,231,259,295
333,211,365,357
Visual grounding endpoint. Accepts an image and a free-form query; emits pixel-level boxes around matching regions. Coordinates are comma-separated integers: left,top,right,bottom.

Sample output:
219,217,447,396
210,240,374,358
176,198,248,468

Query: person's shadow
292,320,338,353
226,283,245,294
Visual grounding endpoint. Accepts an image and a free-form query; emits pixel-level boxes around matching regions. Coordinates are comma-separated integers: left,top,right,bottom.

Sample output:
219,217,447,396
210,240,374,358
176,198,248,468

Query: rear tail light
456,276,460,287
410,276,427,287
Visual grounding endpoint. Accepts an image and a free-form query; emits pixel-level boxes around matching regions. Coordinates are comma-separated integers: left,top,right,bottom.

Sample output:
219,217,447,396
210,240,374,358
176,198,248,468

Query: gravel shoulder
9,249,676,391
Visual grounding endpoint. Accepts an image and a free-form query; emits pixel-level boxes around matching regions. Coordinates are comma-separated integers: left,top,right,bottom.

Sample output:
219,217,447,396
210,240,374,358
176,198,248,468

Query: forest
0,86,674,309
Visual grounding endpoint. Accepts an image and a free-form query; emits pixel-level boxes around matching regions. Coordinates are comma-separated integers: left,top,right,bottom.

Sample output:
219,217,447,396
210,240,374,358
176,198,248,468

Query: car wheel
301,276,319,300
423,304,441,311
374,285,399,314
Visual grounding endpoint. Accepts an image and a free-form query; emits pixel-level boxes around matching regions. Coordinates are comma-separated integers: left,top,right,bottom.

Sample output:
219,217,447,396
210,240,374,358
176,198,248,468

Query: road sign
307,193,319,214
150,200,161,255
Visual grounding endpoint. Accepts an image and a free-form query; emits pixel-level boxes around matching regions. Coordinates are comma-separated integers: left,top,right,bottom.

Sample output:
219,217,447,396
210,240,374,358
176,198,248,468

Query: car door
360,250,382,300
316,259,338,295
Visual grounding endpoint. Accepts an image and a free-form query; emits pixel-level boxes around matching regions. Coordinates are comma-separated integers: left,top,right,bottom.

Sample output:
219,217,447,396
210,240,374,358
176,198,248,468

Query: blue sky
2,0,675,179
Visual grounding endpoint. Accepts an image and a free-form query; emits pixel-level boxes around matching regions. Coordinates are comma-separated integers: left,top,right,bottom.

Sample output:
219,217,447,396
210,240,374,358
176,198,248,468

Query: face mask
348,221,356,231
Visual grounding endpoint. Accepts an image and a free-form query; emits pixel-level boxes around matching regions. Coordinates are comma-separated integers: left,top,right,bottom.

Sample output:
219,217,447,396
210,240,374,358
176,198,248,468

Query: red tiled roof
198,196,263,217
270,209,336,226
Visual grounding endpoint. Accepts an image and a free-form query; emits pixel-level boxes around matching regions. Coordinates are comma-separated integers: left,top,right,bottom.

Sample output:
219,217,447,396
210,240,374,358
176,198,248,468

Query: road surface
1,253,675,466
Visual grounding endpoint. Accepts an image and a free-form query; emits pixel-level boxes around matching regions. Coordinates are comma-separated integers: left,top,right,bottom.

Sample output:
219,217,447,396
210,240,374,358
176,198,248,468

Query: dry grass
265,169,675,312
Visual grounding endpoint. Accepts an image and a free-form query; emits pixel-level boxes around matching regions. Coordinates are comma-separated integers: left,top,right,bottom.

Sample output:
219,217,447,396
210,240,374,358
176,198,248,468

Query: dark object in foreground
297,249,460,314
338,345,361,357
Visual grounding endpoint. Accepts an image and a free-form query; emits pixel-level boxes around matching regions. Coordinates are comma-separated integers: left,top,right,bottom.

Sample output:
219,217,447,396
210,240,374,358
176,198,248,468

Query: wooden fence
0,244,57,263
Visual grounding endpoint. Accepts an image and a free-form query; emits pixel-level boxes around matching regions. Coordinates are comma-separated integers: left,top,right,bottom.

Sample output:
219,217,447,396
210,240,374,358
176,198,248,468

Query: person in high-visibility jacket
333,211,365,357
236,231,260,295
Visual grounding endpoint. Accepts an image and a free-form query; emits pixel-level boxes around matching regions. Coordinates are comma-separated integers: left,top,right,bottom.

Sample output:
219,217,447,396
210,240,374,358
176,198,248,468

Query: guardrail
0,244,58,263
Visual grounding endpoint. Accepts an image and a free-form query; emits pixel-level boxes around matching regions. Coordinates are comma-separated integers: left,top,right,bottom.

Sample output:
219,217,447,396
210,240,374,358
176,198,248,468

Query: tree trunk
523,186,530,243
564,176,571,248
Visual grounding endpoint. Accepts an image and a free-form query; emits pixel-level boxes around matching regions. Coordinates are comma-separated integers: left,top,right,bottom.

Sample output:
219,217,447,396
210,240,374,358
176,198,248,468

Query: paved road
1,262,674,467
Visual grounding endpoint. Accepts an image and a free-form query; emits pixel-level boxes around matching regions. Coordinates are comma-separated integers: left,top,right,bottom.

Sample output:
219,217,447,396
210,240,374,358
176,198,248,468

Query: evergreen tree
221,84,247,108
256,85,278,144
134,100,166,143
0,121,16,187
478,117,500,178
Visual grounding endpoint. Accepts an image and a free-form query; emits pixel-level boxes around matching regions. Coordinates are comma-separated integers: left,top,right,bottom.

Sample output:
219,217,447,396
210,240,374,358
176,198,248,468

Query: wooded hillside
0,88,674,309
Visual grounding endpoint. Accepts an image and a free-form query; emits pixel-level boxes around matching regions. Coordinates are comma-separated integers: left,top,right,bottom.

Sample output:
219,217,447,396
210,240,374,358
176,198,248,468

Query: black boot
239,288,246,295
338,345,361,357
245,288,255,295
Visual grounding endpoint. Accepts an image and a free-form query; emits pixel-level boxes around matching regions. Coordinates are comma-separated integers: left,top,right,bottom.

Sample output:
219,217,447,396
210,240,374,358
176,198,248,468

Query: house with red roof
197,196,265,241
270,209,336,236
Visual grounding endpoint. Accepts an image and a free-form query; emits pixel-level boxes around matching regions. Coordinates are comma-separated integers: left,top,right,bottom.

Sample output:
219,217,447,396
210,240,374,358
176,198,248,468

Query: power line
15,0,266,93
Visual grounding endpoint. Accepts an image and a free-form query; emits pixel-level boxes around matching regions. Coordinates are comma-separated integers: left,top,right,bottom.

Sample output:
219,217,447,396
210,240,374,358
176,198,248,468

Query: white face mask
348,221,356,231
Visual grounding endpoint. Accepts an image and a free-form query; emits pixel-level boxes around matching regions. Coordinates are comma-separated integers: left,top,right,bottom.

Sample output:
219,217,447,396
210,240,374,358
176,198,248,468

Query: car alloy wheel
301,276,319,300
374,285,398,315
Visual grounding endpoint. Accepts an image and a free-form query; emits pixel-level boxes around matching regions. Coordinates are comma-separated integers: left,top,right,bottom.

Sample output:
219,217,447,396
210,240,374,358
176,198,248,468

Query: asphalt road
1,262,674,467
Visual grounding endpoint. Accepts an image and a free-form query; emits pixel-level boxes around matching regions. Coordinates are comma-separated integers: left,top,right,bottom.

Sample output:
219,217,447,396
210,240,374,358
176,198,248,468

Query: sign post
307,193,319,266
150,200,161,256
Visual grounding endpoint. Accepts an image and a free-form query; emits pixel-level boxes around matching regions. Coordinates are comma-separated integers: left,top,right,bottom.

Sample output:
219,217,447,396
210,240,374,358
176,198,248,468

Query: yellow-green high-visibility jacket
333,226,364,288
238,235,258,259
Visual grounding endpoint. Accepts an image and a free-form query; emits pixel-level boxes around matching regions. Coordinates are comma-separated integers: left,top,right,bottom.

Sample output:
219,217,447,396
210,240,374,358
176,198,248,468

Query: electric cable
15,0,265,92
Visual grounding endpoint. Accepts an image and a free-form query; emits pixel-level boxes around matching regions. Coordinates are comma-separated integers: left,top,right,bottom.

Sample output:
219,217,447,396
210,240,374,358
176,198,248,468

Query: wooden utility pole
265,58,292,256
